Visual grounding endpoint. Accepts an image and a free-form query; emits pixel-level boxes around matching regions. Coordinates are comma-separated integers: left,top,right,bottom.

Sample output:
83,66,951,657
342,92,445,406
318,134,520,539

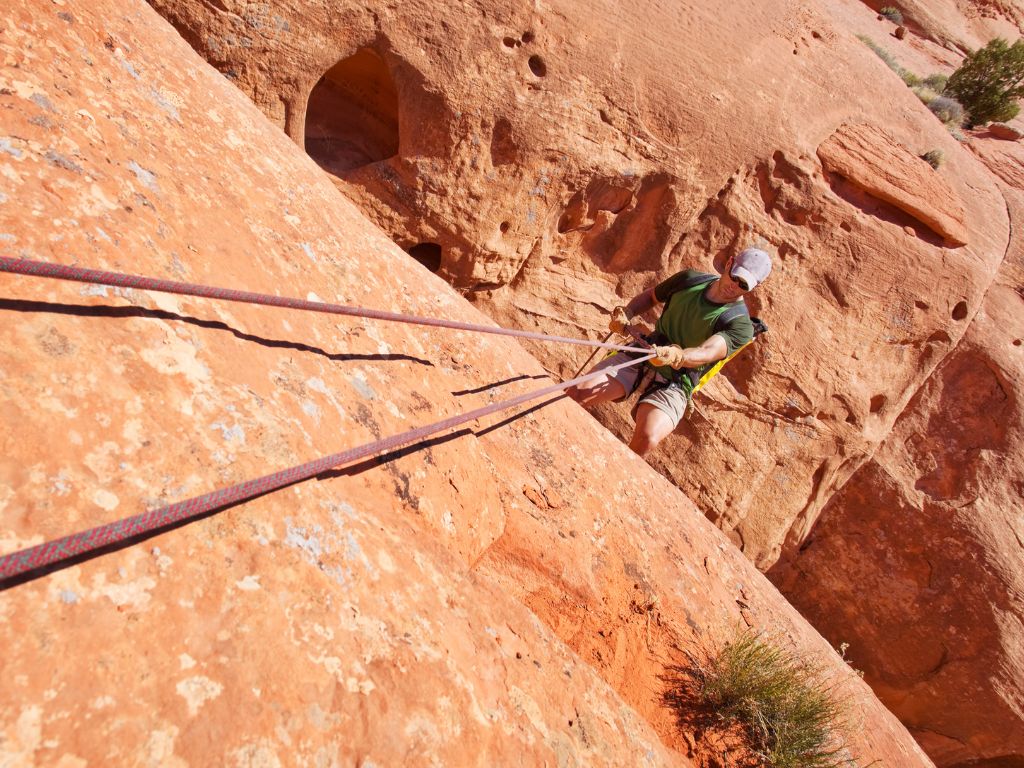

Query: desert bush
923,73,949,91
946,37,1024,126
857,35,900,72
697,632,855,768
928,95,967,126
900,70,922,87
910,84,940,105
921,149,944,169
880,6,904,24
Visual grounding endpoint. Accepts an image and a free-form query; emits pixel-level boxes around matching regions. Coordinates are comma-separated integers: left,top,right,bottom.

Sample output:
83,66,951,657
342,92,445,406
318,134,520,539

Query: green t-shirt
651,270,754,392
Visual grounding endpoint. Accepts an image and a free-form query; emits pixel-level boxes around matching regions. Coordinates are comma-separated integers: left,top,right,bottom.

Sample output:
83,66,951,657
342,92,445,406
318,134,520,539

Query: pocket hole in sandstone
407,242,442,272
521,31,535,43
490,118,517,166
1013,339,1021,347
502,36,518,48
840,221,852,232
869,395,886,413
304,48,399,176
915,299,929,309
528,55,547,77
951,300,968,320
499,221,510,234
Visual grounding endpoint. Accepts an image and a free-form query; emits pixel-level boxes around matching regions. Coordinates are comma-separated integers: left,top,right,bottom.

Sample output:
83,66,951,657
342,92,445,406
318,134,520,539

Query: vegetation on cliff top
945,38,1024,126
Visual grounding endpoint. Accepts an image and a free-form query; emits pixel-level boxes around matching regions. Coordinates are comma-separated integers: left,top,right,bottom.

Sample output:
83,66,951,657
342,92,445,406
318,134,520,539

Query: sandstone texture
989,122,1024,141
0,1,936,766
817,122,968,244
868,0,1024,52
145,0,1024,763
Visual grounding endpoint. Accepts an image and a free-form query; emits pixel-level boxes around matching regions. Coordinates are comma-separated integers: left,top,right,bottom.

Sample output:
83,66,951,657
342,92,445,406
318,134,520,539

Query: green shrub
921,149,944,169
928,95,966,125
946,37,1024,126
697,632,855,768
880,6,904,24
923,73,949,91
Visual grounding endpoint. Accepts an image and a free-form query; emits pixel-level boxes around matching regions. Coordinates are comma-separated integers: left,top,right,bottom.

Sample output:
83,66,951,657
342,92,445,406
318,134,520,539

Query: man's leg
629,403,678,456
567,353,635,406
566,371,627,405
628,384,686,456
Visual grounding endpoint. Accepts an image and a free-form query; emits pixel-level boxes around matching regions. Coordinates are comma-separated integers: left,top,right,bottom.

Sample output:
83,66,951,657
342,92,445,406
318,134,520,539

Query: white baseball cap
731,247,773,290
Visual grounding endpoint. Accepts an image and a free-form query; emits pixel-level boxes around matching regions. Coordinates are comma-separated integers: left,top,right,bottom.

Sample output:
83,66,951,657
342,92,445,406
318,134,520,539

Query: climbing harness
0,256,654,584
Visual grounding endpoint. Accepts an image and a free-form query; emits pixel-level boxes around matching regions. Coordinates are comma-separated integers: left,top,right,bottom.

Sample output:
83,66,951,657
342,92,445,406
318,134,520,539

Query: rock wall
145,0,1007,571
142,0,1024,763
0,1,934,765
771,131,1024,768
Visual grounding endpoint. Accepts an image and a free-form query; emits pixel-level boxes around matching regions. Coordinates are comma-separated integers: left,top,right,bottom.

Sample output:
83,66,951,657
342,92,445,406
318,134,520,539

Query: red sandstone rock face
989,122,1024,141
858,0,1024,51
771,276,1024,766
141,0,1024,763
0,1,934,765
817,122,968,245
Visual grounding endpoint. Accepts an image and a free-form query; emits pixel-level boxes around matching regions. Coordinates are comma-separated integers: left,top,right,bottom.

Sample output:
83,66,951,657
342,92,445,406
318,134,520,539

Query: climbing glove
651,345,687,369
608,306,631,334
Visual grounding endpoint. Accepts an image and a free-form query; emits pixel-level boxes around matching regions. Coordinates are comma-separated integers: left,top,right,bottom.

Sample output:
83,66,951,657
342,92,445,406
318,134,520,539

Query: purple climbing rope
0,256,648,353
0,351,654,581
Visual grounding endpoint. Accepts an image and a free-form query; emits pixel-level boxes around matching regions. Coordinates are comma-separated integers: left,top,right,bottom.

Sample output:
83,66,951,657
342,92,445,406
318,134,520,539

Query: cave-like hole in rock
305,48,399,176
407,242,442,272
952,300,969,320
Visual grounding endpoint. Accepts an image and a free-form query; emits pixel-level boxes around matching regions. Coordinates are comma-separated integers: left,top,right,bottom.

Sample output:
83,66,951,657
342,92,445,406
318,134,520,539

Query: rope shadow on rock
451,373,550,396
0,298,435,366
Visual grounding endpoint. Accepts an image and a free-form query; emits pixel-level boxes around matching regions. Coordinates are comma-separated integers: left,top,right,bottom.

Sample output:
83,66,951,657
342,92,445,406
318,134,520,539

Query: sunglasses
730,269,750,291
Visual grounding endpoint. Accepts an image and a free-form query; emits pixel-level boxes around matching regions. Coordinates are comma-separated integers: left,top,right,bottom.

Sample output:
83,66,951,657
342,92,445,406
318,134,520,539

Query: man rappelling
567,246,772,456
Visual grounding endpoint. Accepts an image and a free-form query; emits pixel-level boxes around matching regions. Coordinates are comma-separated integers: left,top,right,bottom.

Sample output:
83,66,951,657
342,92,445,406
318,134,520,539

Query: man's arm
625,287,662,318
652,334,729,369
609,287,662,334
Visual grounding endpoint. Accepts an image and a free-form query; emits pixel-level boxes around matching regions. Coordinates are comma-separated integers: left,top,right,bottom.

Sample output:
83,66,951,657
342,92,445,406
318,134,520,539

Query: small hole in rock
840,221,852,232
869,395,886,413
952,300,968,321
521,31,535,43
528,55,547,77
499,221,510,233
1013,339,1022,347
915,300,929,310
407,242,442,272
502,36,517,48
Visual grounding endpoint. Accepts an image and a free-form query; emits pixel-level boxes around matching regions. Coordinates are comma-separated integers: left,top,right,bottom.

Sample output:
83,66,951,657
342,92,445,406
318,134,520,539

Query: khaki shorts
590,352,689,428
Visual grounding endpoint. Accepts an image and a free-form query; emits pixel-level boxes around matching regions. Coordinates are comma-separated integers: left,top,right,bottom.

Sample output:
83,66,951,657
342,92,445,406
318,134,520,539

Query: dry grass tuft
696,632,858,768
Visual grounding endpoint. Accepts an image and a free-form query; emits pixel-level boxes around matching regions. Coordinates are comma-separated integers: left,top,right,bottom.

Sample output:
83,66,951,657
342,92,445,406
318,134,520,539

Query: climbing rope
0,256,653,583
0,352,654,582
0,257,648,353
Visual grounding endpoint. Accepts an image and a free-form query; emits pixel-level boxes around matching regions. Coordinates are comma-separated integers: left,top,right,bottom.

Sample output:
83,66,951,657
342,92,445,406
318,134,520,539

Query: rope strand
0,352,654,584
0,256,647,353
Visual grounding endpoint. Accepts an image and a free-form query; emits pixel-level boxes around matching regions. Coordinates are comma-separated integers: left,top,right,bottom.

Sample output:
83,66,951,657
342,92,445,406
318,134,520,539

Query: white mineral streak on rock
235,575,261,591
175,676,224,717
91,574,156,610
